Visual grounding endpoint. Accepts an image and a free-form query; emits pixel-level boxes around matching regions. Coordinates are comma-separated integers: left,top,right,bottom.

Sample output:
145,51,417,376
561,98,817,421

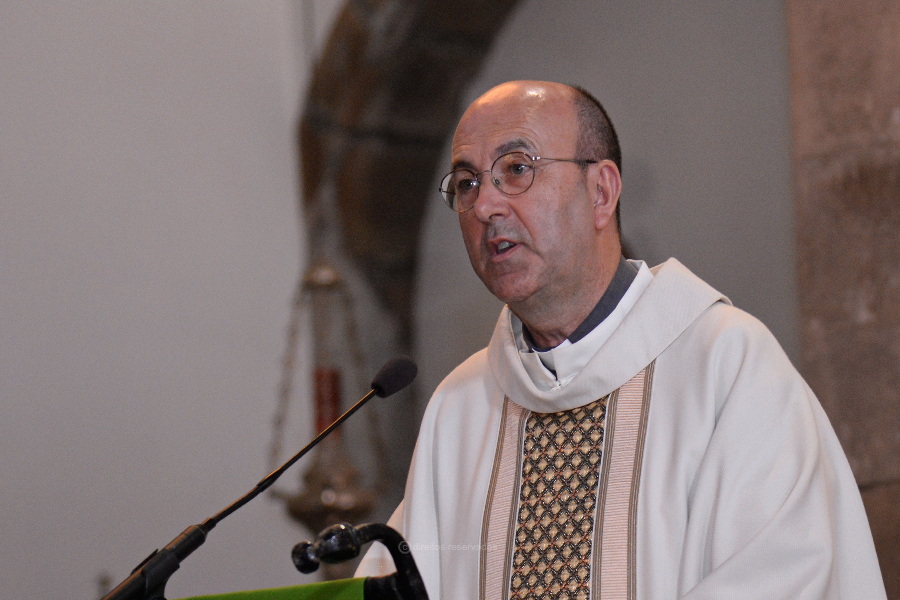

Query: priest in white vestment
357,81,887,600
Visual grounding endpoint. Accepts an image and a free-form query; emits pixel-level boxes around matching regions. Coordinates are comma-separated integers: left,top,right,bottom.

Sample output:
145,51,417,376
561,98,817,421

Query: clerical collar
515,259,652,391
522,256,639,352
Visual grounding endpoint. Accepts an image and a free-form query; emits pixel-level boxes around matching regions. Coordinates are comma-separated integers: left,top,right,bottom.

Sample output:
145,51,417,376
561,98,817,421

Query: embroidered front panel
509,396,607,600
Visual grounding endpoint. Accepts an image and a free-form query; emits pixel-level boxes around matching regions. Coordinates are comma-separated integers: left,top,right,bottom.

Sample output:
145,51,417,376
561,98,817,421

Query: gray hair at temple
571,85,623,233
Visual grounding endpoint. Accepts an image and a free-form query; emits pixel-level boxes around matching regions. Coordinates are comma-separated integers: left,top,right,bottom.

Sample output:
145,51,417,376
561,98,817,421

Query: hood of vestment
486,258,729,413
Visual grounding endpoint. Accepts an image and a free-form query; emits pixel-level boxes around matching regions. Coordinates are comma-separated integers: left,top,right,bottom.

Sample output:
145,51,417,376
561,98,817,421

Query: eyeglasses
439,152,597,213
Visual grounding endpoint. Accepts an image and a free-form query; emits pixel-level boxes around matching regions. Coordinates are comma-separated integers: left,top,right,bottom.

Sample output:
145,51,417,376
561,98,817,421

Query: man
358,81,886,599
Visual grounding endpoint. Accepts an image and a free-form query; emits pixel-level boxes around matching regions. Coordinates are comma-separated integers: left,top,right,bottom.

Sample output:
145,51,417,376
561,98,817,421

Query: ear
589,159,621,231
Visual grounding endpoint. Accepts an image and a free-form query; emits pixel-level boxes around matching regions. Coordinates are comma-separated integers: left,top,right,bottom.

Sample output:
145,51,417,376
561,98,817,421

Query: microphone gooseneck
213,355,418,525
101,355,418,600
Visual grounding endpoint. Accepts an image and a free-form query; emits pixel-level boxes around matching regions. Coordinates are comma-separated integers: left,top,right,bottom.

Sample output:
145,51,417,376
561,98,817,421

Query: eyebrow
451,138,535,171
496,138,532,156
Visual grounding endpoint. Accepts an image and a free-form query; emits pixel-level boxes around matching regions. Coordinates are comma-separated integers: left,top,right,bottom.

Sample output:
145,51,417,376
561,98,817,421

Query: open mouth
496,240,516,255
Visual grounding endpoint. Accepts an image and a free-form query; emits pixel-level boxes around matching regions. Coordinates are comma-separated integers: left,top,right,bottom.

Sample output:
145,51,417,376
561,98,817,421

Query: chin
484,281,534,306
476,266,538,306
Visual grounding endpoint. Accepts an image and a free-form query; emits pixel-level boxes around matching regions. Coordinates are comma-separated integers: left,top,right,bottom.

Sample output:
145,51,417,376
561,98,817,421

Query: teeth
498,241,513,251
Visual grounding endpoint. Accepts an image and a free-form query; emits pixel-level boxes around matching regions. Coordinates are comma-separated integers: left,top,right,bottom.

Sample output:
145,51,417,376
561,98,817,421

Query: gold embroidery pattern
509,397,607,599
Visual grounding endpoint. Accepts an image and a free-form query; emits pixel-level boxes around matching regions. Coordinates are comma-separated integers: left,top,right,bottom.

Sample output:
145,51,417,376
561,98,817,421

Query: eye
508,162,530,176
499,153,533,178
454,173,479,193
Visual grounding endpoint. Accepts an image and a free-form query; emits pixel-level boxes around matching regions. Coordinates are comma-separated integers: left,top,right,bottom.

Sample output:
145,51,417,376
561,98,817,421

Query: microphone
293,522,429,600
372,355,418,398
102,355,418,600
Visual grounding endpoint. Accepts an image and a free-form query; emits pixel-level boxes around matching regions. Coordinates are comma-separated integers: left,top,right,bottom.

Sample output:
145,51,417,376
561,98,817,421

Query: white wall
0,3,343,598
0,1,794,598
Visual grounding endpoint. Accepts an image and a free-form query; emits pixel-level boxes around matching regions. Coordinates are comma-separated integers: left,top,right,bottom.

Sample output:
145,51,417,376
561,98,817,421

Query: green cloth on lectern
175,578,366,600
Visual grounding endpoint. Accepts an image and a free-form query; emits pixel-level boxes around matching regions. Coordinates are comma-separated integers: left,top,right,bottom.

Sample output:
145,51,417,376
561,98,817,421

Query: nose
471,173,511,222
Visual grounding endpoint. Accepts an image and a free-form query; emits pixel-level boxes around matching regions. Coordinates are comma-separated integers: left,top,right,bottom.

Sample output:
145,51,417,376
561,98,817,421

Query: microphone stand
102,371,405,600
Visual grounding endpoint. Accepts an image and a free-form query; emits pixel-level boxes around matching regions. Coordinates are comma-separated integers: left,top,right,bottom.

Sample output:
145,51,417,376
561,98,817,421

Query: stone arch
300,0,521,347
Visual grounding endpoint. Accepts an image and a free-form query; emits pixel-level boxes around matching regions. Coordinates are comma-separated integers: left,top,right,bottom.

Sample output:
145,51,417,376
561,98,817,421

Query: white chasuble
357,259,886,600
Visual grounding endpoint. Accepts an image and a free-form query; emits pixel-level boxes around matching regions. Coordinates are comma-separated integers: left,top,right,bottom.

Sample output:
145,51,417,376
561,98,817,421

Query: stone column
787,2,899,596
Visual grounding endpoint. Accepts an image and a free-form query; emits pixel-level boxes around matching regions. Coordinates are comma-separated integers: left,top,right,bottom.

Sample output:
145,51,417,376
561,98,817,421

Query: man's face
451,83,600,312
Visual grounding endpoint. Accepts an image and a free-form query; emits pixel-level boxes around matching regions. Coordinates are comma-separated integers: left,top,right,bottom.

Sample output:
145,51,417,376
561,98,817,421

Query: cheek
537,195,593,252
458,218,483,259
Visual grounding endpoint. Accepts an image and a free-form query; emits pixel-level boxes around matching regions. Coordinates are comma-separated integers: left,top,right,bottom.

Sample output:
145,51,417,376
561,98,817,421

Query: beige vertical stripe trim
480,398,527,600
593,363,654,600
593,385,619,600
629,360,654,598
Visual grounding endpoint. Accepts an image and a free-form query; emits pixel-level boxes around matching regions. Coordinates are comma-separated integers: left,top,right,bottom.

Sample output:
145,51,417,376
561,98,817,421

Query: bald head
455,81,580,155
462,80,576,119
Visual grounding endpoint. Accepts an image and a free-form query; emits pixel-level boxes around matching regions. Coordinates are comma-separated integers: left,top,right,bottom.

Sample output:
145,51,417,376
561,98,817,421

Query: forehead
451,84,578,169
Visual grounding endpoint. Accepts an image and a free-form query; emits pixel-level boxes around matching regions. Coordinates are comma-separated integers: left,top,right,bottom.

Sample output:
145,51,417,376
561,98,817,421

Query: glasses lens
492,153,535,196
440,170,479,212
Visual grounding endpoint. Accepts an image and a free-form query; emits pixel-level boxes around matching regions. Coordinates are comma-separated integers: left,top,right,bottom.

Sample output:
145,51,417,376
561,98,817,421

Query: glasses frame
439,152,598,213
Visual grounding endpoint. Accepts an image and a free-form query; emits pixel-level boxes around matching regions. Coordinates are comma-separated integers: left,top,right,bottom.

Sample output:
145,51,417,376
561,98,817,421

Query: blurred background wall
1,3,340,597
3,2,890,599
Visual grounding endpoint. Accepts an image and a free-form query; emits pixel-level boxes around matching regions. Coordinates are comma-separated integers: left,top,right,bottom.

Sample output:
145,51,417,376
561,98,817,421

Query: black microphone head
371,355,417,398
